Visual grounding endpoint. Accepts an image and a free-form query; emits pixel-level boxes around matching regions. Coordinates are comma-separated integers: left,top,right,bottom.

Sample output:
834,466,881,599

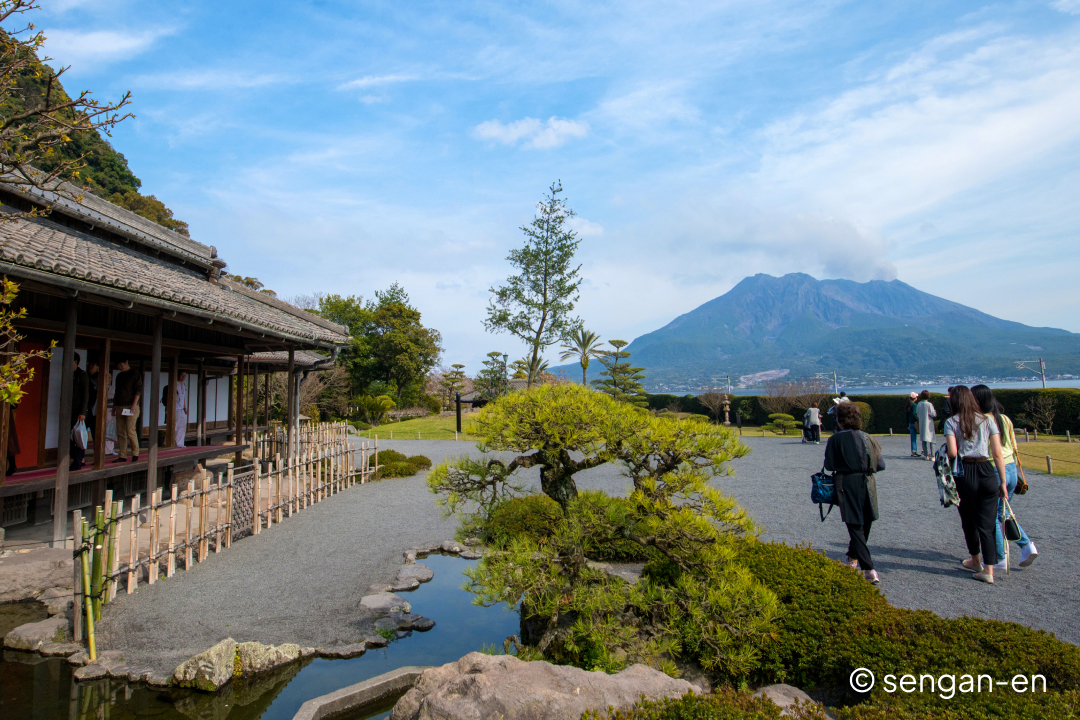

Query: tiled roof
0,205,350,346
249,350,334,367
5,177,217,269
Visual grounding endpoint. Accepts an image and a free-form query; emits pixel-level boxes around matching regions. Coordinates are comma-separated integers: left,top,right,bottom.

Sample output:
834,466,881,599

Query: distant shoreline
647,379,1080,397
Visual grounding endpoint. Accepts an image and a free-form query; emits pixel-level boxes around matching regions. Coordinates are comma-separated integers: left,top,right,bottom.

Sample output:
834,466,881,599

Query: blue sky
29,0,1080,371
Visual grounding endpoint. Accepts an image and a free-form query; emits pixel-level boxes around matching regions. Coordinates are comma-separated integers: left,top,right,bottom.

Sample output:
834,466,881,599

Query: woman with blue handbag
824,402,886,583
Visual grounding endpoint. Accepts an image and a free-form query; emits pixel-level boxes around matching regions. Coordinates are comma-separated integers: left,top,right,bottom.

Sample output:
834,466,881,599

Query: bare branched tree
697,392,727,423
758,382,795,414
790,378,833,411
0,1,134,211
1018,395,1057,435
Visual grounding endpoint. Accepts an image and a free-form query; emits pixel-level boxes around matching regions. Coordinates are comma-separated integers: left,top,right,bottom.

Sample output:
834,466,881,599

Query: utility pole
815,371,839,395
1016,358,1046,389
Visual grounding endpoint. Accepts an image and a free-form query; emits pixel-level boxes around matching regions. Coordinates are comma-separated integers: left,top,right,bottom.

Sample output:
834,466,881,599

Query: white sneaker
1019,543,1038,567
991,560,1008,571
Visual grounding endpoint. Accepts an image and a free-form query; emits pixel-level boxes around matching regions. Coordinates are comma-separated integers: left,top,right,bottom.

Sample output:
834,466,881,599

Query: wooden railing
69,422,379,658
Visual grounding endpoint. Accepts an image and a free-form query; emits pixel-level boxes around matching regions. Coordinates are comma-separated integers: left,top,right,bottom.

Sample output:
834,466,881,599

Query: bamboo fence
69,422,379,658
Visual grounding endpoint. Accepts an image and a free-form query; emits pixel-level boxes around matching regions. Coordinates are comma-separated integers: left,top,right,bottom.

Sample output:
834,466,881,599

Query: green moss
582,688,825,719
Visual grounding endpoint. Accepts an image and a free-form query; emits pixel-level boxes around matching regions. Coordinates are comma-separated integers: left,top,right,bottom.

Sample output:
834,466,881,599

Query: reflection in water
1,555,519,720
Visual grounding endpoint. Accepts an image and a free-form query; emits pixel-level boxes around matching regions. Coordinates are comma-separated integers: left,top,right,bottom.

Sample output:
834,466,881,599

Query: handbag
1002,496,1022,542
811,466,836,521
71,420,89,451
933,443,960,508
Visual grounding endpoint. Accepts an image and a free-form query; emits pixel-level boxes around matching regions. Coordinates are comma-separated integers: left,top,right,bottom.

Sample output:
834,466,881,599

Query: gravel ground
96,433,1077,674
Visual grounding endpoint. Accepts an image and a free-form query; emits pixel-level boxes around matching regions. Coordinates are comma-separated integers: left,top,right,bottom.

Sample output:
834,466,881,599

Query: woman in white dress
916,390,937,460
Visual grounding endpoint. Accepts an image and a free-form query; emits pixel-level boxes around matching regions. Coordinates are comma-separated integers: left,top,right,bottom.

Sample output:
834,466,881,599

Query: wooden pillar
263,373,270,433
93,339,110,470
52,298,78,547
145,315,163,503
285,346,295,461
166,357,178,448
196,360,206,446
227,374,234,441
252,362,260,430
234,355,244,465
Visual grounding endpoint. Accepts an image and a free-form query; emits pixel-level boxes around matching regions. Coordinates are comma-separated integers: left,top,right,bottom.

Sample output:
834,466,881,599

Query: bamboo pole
253,462,262,534
215,474,223,552
109,501,121,602
72,509,83,642
200,473,210,561
81,520,96,661
91,506,104,619
148,488,161,585
275,459,282,523
103,497,117,604
127,496,139,594
185,481,194,569
166,486,177,577
225,466,234,548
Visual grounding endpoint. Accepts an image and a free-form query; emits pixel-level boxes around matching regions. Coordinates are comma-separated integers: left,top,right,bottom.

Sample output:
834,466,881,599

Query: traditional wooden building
0,180,349,546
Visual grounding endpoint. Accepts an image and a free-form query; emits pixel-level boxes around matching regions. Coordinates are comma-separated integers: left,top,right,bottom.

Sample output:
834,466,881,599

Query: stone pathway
91,434,1078,677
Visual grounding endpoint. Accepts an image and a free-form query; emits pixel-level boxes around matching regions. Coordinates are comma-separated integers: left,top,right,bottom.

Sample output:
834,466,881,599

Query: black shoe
112,457,127,463
69,463,84,472
132,455,139,462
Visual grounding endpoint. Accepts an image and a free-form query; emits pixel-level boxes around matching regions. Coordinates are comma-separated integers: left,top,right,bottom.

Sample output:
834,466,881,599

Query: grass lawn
362,414,482,441
1014,440,1080,477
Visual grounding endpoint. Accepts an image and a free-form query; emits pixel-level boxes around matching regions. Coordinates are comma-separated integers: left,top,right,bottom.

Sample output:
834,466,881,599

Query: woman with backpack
944,385,1008,584
825,401,886,583
971,384,1038,569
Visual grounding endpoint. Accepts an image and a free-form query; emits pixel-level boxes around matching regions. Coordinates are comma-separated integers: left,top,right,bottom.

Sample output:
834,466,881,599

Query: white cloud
568,217,604,237
359,95,387,105
338,73,416,90
1051,0,1080,14
131,69,288,90
41,27,172,68
473,116,589,149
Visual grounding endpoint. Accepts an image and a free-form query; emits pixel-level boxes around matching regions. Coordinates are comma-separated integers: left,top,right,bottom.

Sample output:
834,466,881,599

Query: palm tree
559,328,604,386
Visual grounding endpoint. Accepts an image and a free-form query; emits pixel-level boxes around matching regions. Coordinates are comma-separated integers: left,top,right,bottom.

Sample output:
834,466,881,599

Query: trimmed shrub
850,402,873,432
582,687,827,719
350,420,371,431
738,542,1080,717
485,494,563,544
764,413,797,435
372,452,433,480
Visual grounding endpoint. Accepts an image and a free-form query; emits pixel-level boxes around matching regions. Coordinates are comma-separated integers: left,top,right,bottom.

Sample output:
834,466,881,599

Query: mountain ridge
587,273,1079,388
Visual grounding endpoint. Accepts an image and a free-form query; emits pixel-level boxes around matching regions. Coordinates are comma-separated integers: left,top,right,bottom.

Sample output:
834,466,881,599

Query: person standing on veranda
916,390,937,460
945,385,1008,584
162,371,189,447
69,353,89,471
112,358,143,463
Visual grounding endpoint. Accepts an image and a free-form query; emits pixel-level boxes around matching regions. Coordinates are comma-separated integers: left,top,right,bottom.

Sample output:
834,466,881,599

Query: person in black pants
825,401,886,583
944,385,1008,584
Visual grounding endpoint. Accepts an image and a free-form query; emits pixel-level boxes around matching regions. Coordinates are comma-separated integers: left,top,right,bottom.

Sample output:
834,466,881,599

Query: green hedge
646,389,1080,435
372,450,432,479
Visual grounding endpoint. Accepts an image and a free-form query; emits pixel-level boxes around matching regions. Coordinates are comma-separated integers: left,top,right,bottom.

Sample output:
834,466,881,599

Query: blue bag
811,466,836,521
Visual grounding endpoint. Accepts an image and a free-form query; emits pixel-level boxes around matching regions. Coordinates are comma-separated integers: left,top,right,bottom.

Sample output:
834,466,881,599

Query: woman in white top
805,401,822,444
944,385,1008,584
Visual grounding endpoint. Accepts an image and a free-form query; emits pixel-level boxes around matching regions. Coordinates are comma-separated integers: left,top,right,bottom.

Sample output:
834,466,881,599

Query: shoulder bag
1002,496,1022,542
810,465,836,521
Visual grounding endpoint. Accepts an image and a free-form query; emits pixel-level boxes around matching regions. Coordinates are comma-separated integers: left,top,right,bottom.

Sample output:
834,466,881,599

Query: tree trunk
540,464,577,511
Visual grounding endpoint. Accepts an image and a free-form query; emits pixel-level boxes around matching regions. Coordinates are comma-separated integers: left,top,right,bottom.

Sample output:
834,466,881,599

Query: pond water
0,554,520,720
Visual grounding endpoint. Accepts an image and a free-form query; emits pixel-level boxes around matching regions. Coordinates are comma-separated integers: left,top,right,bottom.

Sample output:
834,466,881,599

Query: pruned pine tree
559,328,603,386
474,352,507,400
438,364,467,409
485,181,583,389
592,340,647,407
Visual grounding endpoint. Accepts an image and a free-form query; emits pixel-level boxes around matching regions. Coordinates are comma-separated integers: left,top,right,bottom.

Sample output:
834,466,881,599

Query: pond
1,554,520,720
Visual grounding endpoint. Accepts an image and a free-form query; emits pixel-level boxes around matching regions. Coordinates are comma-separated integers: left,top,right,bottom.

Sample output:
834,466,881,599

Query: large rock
752,684,821,716
174,638,238,691
0,549,73,603
397,563,434,584
360,592,411,615
236,641,301,676
391,652,699,720
3,616,71,651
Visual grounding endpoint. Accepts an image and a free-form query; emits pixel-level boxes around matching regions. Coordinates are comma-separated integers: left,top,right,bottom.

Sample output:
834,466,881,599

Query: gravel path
96,434,1077,675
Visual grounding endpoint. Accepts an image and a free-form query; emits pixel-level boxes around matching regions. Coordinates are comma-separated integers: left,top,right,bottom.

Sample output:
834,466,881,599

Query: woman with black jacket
825,401,886,583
